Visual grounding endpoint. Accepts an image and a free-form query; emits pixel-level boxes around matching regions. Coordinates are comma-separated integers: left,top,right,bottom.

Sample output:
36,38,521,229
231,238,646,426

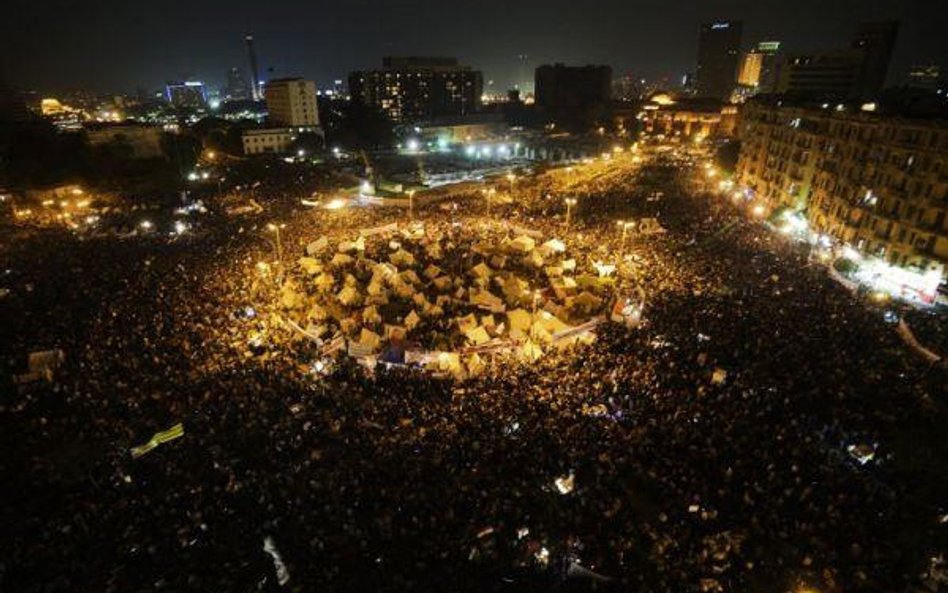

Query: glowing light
325,198,347,210
751,204,766,217
139,220,153,230
406,138,420,152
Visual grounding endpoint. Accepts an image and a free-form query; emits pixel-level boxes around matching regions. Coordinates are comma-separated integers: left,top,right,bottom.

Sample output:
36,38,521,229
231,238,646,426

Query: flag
130,423,184,458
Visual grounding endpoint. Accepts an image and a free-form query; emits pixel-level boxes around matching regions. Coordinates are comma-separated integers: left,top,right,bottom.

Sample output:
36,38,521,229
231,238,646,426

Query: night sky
2,0,946,94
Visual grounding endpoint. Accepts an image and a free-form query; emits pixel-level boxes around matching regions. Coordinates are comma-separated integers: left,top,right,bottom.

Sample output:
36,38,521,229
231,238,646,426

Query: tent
466,352,486,377
593,261,616,277
423,264,442,280
362,305,382,325
280,282,304,309
405,309,422,330
470,289,505,313
507,309,533,337
306,236,329,255
390,249,416,267
470,262,492,279
298,257,322,275
464,325,491,346
337,285,362,306
359,327,381,350
457,313,479,334
508,235,536,253
539,238,567,256
330,253,354,267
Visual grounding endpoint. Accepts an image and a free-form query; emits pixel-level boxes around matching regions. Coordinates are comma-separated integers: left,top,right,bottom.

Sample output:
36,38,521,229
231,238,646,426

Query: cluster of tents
253,221,623,379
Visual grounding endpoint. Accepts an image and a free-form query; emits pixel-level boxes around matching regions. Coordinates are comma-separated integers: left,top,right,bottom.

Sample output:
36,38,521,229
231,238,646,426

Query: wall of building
242,129,294,155
736,101,948,273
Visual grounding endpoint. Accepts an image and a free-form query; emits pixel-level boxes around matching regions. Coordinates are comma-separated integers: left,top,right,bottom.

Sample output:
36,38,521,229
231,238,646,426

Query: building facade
639,94,738,139
242,128,295,155
696,20,743,100
348,57,482,123
264,78,319,128
736,99,948,274
776,22,898,100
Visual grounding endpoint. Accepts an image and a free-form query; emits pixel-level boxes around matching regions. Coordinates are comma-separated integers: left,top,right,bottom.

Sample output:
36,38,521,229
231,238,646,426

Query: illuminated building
736,98,948,276
264,78,320,127
736,41,781,98
696,20,743,100
349,57,483,123
165,81,207,109
242,128,296,155
639,93,738,139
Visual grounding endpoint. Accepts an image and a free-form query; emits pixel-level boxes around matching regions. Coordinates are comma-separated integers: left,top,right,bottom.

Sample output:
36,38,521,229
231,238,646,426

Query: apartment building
736,99,948,275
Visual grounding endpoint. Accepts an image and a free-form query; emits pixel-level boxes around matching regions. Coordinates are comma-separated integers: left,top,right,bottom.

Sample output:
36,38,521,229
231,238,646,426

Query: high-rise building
264,78,319,128
245,34,262,101
225,67,250,100
776,22,898,100
0,80,32,123
735,98,948,280
776,50,865,98
165,81,207,109
535,64,612,112
349,57,483,123
696,20,743,100
851,21,899,98
738,41,782,92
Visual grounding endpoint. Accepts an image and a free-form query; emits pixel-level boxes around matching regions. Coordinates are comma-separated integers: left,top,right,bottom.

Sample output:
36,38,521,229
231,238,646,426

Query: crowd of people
1,148,946,593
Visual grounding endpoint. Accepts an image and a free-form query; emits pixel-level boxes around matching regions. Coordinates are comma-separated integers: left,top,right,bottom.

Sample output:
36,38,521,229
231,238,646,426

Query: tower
696,20,743,100
245,34,261,101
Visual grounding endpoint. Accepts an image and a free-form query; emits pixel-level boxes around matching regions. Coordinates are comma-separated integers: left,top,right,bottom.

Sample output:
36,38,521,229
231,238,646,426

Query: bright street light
564,197,578,227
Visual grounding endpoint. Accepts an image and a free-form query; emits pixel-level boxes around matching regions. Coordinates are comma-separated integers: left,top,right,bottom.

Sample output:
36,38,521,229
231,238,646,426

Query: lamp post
564,197,577,228
407,190,416,220
267,222,286,264
617,220,635,261
506,173,516,195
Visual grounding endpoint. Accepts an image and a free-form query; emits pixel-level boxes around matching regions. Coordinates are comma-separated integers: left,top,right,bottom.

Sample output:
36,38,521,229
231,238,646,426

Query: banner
130,423,184,458
552,317,604,343
359,222,399,237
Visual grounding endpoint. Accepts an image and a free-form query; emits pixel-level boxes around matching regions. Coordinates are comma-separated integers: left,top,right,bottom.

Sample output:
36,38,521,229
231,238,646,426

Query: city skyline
2,0,946,94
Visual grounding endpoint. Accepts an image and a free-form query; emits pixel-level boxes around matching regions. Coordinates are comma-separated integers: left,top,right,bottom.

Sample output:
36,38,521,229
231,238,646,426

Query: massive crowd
1,150,947,593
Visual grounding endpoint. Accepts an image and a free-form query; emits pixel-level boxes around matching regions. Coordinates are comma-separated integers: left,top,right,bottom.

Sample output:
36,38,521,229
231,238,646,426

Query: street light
267,222,286,264
482,188,497,216
617,220,635,259
407,190,416,220
564,197,577,228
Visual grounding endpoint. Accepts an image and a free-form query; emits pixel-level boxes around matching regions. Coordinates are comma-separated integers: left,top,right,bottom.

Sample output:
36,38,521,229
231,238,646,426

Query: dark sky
2,0,946,94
